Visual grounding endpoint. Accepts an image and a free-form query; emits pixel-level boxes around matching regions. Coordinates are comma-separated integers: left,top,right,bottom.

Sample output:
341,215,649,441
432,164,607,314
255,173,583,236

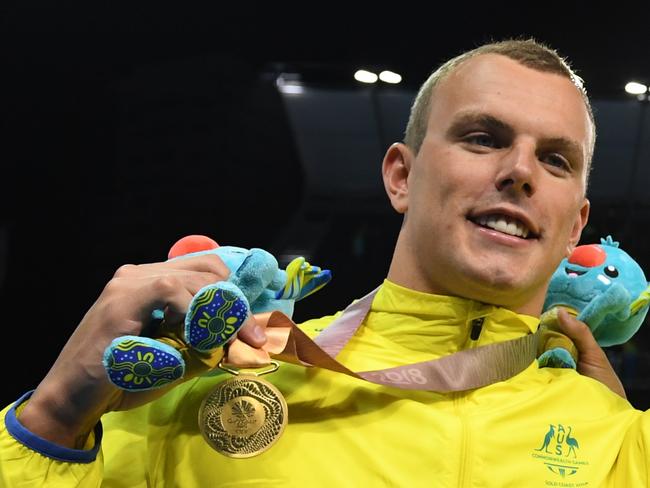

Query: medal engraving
199,375,287,458
221,396,264,436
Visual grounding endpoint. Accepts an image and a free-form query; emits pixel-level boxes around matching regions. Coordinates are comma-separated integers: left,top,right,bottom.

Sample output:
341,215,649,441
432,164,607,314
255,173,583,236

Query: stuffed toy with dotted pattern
102,235,332,390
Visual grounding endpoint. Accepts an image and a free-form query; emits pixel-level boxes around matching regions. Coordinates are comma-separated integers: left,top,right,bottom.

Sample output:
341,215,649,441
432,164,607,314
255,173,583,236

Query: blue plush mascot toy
102,235,332,391
538,235,650,369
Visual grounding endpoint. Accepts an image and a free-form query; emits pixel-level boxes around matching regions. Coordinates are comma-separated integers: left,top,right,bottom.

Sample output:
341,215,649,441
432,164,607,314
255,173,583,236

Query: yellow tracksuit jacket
1,279,647,487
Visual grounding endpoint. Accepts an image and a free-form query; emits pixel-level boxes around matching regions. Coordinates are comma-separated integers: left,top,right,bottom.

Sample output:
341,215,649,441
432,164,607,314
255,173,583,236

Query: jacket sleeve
607,408,650,486
0,391,104,487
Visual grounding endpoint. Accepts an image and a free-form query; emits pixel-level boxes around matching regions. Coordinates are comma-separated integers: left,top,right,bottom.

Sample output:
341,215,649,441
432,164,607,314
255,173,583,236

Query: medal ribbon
226,287,540,392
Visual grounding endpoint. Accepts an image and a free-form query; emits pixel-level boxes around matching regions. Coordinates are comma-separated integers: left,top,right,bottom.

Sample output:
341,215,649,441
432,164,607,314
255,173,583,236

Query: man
0,39,642,486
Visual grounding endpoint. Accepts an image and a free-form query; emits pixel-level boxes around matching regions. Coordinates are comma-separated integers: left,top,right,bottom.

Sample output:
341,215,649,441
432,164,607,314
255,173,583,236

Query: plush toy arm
630,285,650,315
577,283,631,330
538,347,577,369
227,248,285,305
537,307,580,369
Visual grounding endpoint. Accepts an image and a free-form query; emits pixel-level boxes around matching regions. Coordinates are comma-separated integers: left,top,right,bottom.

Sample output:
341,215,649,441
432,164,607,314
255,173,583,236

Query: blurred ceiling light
625,81,648,95
278,83,304,95
276,73,304,95
379,70,402,84
354,70,378,83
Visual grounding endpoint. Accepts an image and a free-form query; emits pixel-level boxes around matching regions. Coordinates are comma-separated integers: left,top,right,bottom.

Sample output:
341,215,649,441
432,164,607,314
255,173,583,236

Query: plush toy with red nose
538,235,650,369
102,235,332,391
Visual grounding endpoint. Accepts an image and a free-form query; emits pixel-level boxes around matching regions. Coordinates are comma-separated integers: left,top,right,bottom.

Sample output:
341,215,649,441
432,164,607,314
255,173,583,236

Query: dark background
3,3,650,408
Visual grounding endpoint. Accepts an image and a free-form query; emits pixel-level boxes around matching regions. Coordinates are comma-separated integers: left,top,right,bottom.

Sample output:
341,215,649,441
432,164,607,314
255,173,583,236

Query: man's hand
17,254,267,449
556,308,627,399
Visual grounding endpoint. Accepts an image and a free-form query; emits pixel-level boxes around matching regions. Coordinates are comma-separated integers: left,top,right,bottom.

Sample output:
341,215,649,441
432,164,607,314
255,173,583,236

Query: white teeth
493,218,509,234
477,214,530,238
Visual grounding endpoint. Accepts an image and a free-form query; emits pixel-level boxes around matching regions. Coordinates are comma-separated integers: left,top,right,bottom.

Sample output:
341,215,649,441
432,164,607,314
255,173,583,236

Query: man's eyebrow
447,111,513,135
540,137,584,159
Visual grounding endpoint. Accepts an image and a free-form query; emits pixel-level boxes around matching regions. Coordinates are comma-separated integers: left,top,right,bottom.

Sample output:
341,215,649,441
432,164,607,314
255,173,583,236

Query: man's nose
494,142,537,197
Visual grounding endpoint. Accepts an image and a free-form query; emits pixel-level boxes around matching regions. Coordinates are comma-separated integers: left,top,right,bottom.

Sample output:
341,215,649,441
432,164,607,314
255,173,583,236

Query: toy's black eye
604,265,619,278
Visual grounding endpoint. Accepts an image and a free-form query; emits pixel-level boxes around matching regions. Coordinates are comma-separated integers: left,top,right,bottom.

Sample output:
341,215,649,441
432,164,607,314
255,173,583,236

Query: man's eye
465,133,496,148
542,153,570,170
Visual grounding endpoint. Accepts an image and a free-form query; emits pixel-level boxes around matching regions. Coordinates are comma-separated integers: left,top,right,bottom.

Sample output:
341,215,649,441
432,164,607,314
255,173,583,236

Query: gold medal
199,361,288,458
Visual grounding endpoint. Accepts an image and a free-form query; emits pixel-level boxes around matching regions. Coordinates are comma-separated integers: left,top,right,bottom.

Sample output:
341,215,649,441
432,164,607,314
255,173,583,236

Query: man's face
390,54,592,315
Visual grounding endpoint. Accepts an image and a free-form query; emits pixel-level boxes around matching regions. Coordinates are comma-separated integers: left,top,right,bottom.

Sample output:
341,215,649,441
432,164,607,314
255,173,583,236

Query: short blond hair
404,38,596,173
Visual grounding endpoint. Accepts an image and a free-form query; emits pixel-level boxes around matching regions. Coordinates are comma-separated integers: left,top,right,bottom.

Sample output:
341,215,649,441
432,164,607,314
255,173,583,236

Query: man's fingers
164,253,231,278
236,315,268,348
555,308,627,399
116,253,231,280
182,272,231,296
555,308,602,355
555,307,609,365
96,275,196,338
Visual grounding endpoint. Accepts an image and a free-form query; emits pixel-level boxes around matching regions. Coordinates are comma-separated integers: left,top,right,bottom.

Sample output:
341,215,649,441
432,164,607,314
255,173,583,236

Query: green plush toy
538,235,650,369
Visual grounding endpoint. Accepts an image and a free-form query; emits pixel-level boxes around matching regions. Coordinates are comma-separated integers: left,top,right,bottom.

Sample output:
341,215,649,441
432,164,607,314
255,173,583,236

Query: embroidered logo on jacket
531,423,589,484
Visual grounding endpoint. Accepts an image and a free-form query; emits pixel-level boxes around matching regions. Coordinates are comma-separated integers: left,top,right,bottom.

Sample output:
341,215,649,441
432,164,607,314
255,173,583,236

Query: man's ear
566,197,591,256
382,143,413,214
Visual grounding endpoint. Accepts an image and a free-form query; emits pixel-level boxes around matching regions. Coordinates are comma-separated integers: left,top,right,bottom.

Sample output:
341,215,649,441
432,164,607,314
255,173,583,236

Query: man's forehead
428,54,594,168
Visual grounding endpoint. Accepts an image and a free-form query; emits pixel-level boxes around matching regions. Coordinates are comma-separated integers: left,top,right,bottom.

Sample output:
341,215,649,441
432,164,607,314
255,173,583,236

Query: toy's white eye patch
598,275,612,286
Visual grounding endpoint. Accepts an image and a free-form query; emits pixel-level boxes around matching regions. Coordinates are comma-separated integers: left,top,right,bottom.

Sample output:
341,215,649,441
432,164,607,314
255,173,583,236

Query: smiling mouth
469,214,536,239
564,267,586,277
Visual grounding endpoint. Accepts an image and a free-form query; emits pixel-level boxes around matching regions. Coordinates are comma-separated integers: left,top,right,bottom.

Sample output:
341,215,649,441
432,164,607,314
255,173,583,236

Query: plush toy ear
168,234,219,259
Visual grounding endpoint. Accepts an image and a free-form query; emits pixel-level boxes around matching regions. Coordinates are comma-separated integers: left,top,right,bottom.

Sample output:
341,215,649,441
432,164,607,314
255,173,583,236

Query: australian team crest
531,423,589,480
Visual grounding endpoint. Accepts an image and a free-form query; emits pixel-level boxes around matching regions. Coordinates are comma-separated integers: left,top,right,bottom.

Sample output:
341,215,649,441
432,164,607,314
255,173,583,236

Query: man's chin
458,271,545,315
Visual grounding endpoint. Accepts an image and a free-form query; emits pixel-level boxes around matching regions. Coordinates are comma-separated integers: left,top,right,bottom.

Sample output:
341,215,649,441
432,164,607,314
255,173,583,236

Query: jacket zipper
469,317,484,341
455,393,472,487
457,317,483,486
